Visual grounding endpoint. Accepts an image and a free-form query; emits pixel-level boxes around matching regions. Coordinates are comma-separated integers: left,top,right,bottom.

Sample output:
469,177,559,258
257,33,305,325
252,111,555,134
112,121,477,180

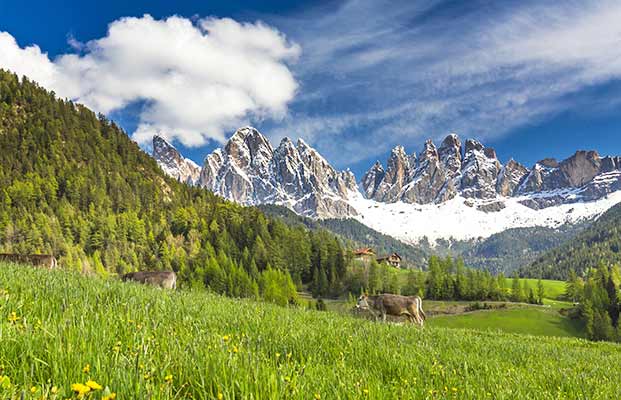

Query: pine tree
511,274,523,302
537,279,545,305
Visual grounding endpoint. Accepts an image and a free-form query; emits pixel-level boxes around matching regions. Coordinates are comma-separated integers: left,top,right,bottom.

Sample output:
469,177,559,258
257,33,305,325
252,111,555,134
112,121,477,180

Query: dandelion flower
164,374,173,384
7,312,19,323
217,392,223,400
72,383,91,397
222,335,230,342
30,386,37,393
86,380,103,390
363,389,369,395
82,364,90,374
102,393,117,400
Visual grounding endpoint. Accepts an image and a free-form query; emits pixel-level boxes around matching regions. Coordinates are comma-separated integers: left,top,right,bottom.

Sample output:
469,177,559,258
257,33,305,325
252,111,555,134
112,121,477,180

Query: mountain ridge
153,127,621,243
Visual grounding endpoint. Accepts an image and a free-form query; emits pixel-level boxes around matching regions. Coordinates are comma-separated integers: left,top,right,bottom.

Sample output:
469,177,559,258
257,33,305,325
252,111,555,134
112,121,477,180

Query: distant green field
519,278,566,300
2,263,619,399
428,308,584,338
394,269,566,300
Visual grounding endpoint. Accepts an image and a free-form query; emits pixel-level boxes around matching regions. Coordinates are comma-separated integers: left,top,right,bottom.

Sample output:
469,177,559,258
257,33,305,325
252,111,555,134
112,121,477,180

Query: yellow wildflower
164,374,173,384
82,364,90,374
102,393,117,400
275,353,281,358
232,346,238,353
51,386,58,394
72,383,91,397
0,375,11,389
86,380,103,390
315,393,321,400
217,392,223,400
30,386,37,393
222,335,230,342
7,312,19,323
363,388,369,395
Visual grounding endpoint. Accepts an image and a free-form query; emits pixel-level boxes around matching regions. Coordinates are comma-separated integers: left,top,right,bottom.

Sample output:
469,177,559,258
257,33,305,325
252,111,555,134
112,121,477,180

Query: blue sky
1,0,621,178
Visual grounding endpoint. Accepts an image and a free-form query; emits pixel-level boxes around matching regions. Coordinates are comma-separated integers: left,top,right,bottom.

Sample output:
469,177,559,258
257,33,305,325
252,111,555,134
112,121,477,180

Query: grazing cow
121,271,177,289
0,253,58,269
356,293,426,326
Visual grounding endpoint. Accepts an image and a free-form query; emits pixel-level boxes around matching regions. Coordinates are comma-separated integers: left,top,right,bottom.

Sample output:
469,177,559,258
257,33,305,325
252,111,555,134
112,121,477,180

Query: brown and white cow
0,253,58,269
121,271,177,289
356,293,426,326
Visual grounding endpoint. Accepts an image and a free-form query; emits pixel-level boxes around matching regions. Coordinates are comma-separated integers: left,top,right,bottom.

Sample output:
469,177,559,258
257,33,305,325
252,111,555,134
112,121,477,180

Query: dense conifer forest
0,70,346,303
521,203,621,280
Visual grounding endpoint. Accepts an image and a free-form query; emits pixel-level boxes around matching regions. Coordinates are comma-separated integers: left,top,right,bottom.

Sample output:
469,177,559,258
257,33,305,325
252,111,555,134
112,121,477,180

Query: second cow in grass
357,293,426,326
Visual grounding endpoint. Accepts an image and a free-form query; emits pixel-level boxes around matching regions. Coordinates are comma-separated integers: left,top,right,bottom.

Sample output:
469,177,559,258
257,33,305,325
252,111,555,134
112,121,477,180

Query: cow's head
356,294,370,310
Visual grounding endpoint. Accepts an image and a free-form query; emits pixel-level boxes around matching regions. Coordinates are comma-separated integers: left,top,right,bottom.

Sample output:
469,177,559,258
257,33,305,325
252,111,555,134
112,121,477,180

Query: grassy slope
1,264,621,399
518,278,566,300
428,309,584,338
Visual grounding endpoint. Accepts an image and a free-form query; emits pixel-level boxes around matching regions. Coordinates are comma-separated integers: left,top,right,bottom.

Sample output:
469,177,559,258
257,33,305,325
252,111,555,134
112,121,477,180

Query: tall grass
1,263,620,399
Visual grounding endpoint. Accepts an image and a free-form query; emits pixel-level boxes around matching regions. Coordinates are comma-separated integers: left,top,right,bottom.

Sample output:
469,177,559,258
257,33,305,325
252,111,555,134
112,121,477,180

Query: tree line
343,255,544,304
565,263,621,341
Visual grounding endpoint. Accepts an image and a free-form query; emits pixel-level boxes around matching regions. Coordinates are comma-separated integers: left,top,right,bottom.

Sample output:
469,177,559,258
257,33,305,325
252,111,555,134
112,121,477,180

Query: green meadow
428,308,584,338
2,263,620,400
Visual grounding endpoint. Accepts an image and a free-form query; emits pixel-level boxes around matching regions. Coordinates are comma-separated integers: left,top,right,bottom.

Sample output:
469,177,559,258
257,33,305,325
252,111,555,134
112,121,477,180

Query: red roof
353,248,375,256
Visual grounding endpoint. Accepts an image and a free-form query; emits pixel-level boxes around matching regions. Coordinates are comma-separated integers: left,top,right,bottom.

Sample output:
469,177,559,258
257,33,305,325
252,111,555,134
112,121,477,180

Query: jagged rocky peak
361,161,385,198
371,145,411,202
438,133,462,178
152,135,201,184
560,150,601,187
460,138,502,199
538,158,559,168
420,139,439,161
497,158,529,196
189,126,356,218
601,156,621,172
224,126,274,173
200,149,223,190
464,138,484,153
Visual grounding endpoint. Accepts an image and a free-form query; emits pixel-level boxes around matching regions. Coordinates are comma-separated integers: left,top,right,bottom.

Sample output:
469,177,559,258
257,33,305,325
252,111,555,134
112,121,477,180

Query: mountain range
153,127,621,246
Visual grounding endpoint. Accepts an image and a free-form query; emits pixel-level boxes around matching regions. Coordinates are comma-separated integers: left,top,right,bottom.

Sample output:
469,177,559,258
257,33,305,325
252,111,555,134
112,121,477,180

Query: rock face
361,133,621,211
160,127,357,218
152,136,201,184
155,129,621,218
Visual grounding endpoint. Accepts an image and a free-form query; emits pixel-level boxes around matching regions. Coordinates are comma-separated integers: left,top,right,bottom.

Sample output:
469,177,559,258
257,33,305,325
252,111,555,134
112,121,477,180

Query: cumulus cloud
0,15,300,147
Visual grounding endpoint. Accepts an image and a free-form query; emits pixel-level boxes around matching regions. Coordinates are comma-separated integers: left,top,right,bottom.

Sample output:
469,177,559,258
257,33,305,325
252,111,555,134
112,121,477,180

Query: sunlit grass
1,263,620,399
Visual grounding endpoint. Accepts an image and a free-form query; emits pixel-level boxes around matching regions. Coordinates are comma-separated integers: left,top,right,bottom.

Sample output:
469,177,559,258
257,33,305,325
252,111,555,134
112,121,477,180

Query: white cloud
274,0,621,167
0,15,300,147
0,32,58,89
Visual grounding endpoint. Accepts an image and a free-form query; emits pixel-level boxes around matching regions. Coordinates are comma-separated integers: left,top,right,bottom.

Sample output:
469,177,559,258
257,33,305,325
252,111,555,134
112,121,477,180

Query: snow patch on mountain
349,190,621,244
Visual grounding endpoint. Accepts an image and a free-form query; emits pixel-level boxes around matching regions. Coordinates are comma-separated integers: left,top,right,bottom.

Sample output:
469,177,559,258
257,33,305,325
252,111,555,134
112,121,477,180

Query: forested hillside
258,204,427,268
0,70,346,300
520,203,621,280
458,225,584,274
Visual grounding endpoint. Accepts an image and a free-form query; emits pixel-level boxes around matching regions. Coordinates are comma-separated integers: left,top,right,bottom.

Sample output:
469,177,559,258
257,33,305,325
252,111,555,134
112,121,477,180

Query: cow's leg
399,310,413,323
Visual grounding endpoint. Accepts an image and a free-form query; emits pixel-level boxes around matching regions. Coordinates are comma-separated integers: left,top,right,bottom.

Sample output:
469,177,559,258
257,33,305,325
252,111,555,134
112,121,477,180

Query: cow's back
122,271,176,289
0,253,57,269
